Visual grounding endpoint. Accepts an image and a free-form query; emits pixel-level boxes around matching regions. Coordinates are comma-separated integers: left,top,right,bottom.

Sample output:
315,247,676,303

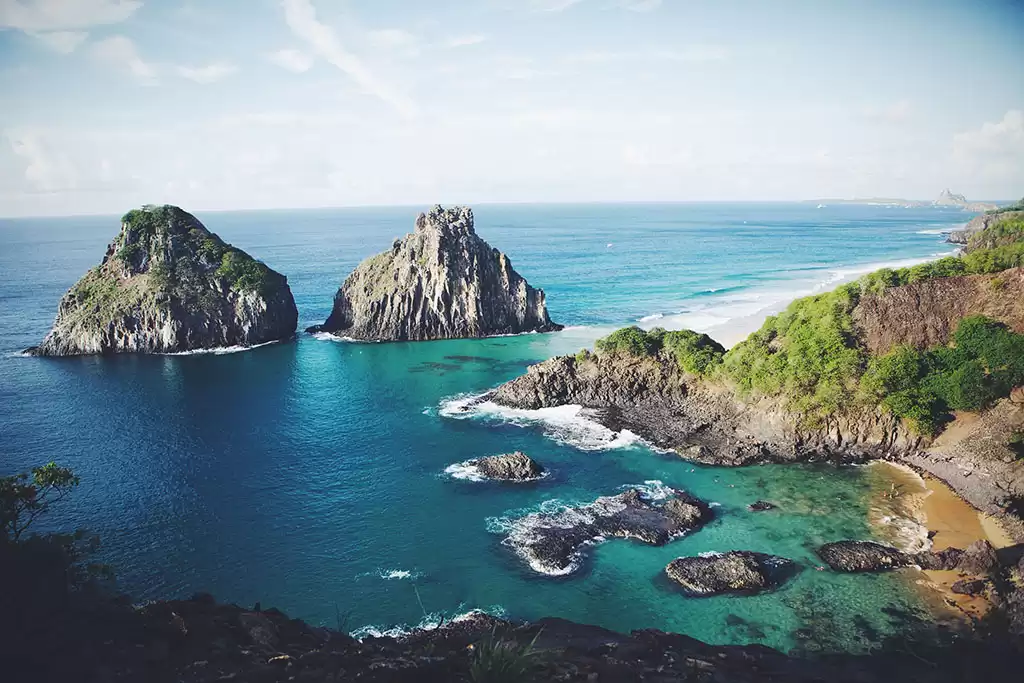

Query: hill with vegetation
30,205,298,356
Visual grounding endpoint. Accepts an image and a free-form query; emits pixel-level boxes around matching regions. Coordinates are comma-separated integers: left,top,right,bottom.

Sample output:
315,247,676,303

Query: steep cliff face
852,267,1024,355
30,205,297,356
309,205,561,341
492,353,920,466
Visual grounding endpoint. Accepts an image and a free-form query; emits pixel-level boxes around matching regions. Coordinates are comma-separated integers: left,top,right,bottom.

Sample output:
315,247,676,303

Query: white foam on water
489,484,681,576
637,312,664,323
644,249,960,344
444,461,486,482
311,332,367,343
350,606,506,641
159,339,282,356
916,229,949,235
439,393,674,454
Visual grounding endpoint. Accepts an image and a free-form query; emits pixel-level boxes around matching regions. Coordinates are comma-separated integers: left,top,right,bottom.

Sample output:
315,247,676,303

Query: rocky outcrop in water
472,451,544,481
946,209,1024,245
491,353,920,467
665,551,797,596
29,205,297,356
503,487,713,575
815,540,995,574
817,541,913,572
307,205,561,341
748,501,777,512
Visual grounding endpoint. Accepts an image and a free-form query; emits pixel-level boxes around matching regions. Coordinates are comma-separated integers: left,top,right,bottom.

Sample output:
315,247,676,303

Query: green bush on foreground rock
594,326,725,376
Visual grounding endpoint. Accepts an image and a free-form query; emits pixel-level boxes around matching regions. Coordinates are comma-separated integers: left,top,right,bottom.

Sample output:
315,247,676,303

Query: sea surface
0,203,970,652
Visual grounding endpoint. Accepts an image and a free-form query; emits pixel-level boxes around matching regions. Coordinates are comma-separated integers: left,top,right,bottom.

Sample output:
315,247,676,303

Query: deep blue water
0,203,970,652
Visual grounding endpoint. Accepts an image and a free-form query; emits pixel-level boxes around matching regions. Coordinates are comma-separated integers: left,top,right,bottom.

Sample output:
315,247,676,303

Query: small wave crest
439,393,661,452
160,339,281,356
350,606,506,641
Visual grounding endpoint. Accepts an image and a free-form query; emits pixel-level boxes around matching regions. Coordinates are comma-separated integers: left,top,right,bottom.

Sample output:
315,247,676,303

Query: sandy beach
872,462,1014,621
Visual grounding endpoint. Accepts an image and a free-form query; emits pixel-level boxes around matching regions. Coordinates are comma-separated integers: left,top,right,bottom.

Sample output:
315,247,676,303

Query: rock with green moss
308,205,562,341
29,205,297,356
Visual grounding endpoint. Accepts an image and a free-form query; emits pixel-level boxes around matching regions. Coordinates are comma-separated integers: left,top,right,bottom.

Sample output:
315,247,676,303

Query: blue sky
0,0,1022,216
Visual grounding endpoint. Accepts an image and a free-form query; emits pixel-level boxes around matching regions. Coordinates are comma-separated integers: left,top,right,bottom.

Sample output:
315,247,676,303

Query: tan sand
871,462,1013,622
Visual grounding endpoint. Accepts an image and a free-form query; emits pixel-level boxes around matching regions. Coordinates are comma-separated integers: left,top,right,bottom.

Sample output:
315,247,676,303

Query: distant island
807,189,1000,212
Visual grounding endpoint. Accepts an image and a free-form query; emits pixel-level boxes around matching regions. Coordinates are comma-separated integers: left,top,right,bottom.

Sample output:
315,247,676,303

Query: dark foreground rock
818,541,912,572
951,579,987,596
817,540,1000,575
29,205,297,356
7,592,1024,683
503,487,713,575
665,551,797,596
307,205,562,341
472,451,544,480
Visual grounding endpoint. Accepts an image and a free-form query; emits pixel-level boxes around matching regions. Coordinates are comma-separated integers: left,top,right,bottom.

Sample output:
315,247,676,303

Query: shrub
469,628,542,683
860,316,1024,434
594,326,660,357
1009,431,1024,460
721,284,864,418
593,326,723,375
115,242,141,263
216,250,279,295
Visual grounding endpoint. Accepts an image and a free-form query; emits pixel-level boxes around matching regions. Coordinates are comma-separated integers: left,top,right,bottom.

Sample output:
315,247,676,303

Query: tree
0,462,79,543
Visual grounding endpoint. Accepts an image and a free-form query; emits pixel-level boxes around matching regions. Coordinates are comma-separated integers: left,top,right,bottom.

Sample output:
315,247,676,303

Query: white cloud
367,28,416,51
0,0,141,31
953,110,1024,159
280,0,417,117
177,62,237,84
619,0,662,10
529,0,583,11
5,128,78,192
28,29,87,53
567,46,729,64
90,34,157,83
267,48,314,73
951,110,1024,191
445,34,487,48
862,99,912,124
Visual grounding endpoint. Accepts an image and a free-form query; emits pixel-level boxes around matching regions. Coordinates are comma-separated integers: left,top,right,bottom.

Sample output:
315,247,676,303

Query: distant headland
806,189,1001,212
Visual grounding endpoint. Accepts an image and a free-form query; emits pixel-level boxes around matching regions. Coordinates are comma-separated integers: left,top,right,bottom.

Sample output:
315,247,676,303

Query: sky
0,0,1022,217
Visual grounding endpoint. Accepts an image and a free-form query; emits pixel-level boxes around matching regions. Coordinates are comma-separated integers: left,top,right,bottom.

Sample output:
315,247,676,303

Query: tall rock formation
308,205,562,341
30,205,298,356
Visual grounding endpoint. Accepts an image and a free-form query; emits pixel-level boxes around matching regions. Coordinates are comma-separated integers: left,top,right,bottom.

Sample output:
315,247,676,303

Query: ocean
0,202,969,652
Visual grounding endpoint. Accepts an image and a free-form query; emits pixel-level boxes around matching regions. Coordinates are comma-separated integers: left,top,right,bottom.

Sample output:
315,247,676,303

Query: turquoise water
0,203,969,652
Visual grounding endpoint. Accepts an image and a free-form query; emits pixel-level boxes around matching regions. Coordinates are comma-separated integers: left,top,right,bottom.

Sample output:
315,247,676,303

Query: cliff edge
29,205,298,356
308,205,562,341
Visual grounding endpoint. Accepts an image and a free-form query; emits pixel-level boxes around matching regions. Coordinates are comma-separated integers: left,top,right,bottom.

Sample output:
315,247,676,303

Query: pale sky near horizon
0,0,1022,217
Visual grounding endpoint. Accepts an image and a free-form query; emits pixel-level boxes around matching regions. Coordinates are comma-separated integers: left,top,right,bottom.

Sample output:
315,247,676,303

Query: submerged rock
748,501,777,512
501,487,713,576
472,451,545,481
307,205,562,341
817,541,911,572
29,205,297,356
665,551,797,596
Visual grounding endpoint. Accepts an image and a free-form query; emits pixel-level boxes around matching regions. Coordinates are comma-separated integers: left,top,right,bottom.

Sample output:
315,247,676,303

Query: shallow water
0,203,969,651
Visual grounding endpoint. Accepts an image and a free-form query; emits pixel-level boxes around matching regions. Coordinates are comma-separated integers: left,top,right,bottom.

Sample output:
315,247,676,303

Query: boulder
665,551,797,596
950,579,987,596
817,541,910,572
472,451,545,481
29,205,297,356
307,205,561,341
956,540,999,576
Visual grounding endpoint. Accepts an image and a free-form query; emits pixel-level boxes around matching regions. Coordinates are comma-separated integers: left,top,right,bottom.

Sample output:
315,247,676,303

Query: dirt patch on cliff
852,267,1024,355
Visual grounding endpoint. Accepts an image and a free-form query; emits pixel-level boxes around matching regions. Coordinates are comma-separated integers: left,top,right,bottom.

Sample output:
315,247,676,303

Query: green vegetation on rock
984,197,1024,216
590,212,1024,432
861,316,1024,434
594,326,725,376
